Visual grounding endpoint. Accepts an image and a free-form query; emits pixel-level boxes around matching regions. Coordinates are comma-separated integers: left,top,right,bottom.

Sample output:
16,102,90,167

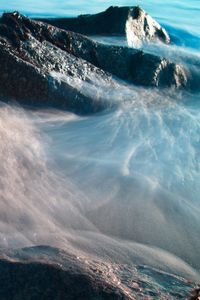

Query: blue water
1,0,200,52
0,0,200,287
1,0,200,37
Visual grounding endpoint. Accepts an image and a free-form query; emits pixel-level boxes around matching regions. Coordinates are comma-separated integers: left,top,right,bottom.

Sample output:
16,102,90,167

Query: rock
38,6,170,48
126,6,170,48
0,246,132,300
38,6,132,35
189,288,200,300
0,12,114,114
0,12,188,113
0,245,196,300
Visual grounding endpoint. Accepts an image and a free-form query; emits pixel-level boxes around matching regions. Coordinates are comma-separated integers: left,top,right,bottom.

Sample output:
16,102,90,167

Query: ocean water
1,0,200,51
0,0,200,296
0,0,199,36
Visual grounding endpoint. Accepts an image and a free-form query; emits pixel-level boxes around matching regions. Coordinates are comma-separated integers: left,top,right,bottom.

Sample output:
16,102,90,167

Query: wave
0,74,199,284
40,83,200,270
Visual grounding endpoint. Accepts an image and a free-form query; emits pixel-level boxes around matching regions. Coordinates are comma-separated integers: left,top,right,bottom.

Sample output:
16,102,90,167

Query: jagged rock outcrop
0,12,188,113
0,12,114,114
38,6,170,47
0,246,133,300
125,6,170,48
0,245,196,300
0,246,197,300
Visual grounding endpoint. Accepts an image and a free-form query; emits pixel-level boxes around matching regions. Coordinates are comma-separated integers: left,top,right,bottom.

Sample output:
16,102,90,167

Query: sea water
0,0,199,37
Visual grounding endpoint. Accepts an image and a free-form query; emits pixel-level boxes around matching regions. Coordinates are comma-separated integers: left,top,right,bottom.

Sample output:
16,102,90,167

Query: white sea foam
0,77,199,282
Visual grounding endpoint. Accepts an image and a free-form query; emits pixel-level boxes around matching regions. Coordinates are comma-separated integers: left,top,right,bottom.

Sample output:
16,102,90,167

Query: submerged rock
0,12,188,113
38,6,170,48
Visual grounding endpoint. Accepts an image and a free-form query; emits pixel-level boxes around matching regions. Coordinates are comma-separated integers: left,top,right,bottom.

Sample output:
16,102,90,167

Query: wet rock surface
125,6,170,48
0,246,196,300
0,12,114,114
0,11,189,113
38,6,170,47
0,246,134,300
38,6,132,35
0,259,130,299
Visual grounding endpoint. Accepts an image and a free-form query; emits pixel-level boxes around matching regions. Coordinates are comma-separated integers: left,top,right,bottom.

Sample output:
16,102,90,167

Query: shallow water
0,0,200,294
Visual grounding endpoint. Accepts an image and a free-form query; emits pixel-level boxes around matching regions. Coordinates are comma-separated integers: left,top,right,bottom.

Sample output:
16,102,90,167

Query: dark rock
0,246,131,300
0,12,188,113
38,6,170,47
189,288,200,300
0,12,114,114
38,6,134,35
0,245,197,300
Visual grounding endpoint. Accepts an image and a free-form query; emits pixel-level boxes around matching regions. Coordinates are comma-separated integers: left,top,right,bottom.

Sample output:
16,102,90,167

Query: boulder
0,245,195,300
0,12,114,114
0,246,132,300
0,12,188,113
126,6,170,48
38,6,170,48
